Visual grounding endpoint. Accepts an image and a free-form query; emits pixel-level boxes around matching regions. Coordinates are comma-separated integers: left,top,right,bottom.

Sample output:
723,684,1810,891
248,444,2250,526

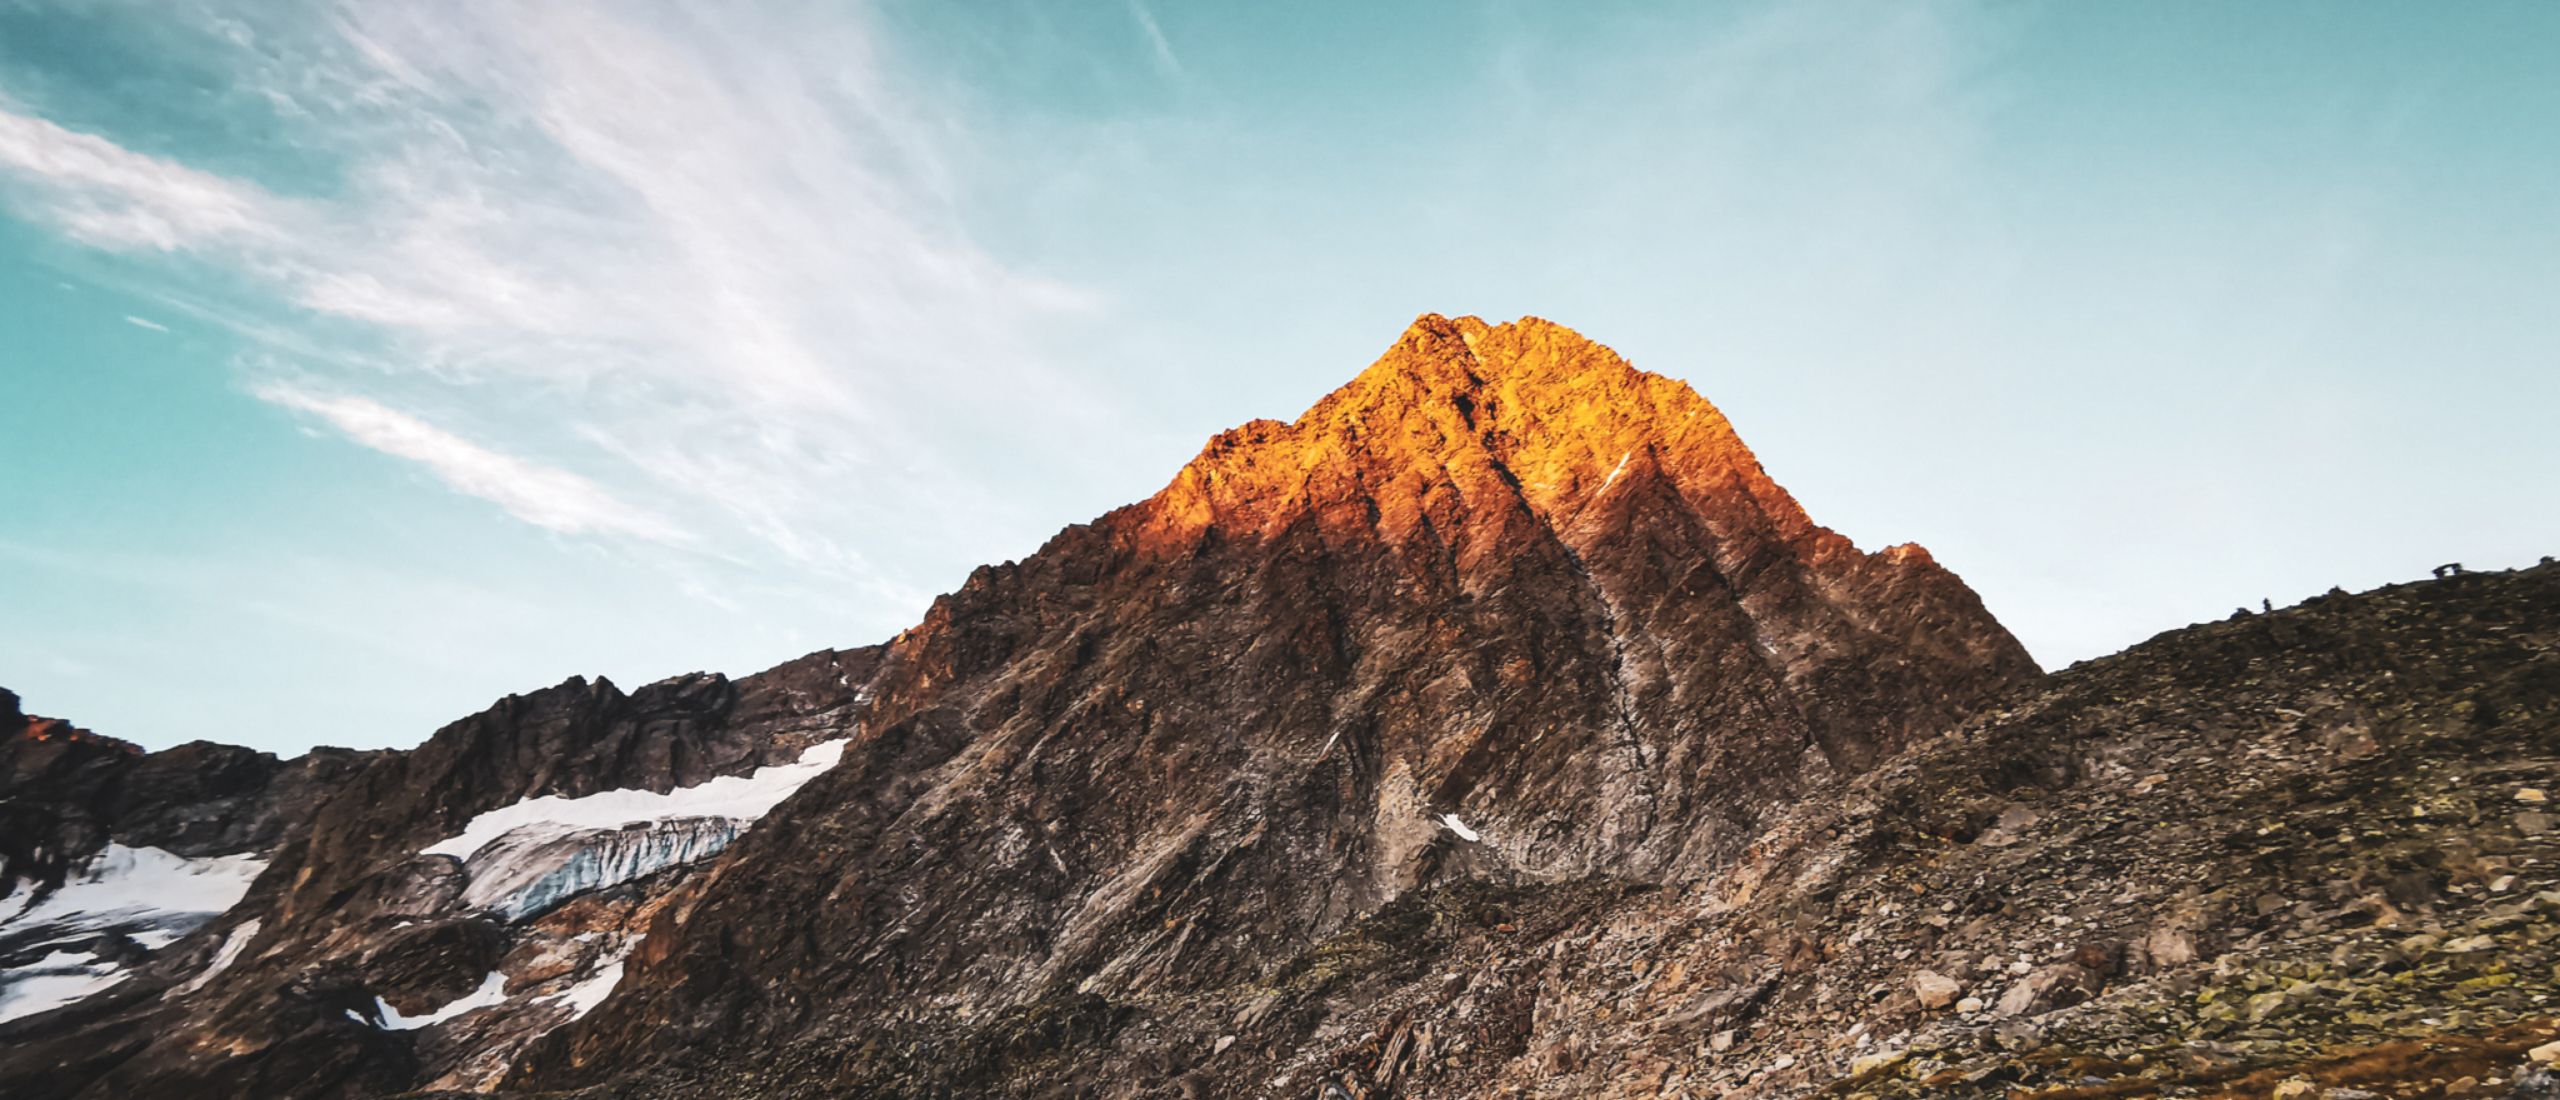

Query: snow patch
1599,450,1633,491
2,844,265,933
0,951,127,1024
548,958,625,1021
422,740,847,862
375,970,509,1030
1440,814,1482,842
176,918,260,995
1,844,264,1020
541,936,641,1022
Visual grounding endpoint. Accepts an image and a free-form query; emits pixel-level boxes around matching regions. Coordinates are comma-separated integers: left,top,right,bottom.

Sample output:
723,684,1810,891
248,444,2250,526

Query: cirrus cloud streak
0,0,1100,594
0,104,274,251
256,384,685,542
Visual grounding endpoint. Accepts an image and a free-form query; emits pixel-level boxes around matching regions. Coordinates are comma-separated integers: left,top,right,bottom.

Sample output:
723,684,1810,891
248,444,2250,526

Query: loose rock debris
944,562,2560,1100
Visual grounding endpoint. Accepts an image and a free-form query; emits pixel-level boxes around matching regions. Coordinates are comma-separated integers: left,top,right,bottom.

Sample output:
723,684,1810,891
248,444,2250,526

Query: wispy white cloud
291,0,1095,406
0,0,1105,594
1129,0,1183,78
0,105,275,251
255,383,686,542
123,315,167,331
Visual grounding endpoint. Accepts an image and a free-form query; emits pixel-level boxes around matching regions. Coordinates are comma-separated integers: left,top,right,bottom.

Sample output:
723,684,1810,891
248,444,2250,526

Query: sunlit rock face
516,315,2038,1090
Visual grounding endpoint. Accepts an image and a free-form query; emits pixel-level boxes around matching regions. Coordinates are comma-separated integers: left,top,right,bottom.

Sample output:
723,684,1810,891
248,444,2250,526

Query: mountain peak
1341,312,1620,404
1136,314,1814,566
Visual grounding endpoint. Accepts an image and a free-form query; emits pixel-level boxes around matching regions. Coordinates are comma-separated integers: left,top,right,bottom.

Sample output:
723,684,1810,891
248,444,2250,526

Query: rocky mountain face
1,687,382,1025
1098,559,2555,1100
2,687,320,895
494,314,2033,1094
0,646,878,1096
10,314,2540,1100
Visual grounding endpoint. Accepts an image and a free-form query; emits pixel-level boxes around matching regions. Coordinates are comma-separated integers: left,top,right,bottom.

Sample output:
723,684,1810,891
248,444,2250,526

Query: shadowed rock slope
824,559,2549,1100
1,688,374,901
0,315,2034,1098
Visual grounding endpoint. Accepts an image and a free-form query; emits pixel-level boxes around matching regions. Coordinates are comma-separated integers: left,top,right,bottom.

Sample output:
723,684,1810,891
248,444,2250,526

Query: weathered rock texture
915,557,2550,1100
503,313,2035,1090
1,688,381,997
503,560,2557,1100
0,315,2038,1098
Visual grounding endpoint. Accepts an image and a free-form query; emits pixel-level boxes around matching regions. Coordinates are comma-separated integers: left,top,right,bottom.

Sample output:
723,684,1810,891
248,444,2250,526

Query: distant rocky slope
10,315,2545,1100
0,649,877,1095
0,688,380,1025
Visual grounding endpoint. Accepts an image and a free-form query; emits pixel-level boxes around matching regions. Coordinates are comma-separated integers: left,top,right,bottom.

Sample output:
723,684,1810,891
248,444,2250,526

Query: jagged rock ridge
1,687,382,1026
0,315,2036,1098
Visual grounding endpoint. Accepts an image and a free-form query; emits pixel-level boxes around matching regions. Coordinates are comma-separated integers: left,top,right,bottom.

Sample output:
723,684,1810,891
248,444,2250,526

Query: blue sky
2,0,2554,755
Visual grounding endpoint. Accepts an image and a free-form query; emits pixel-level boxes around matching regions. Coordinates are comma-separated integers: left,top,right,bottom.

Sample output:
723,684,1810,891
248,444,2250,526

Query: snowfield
0,844,267,1023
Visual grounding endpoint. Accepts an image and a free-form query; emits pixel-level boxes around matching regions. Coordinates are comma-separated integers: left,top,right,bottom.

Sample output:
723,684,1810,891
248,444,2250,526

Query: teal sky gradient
3,0,2555,754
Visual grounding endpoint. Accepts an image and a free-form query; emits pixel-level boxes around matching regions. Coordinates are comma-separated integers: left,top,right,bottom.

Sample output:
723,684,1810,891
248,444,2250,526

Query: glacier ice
417,738,847,922
422,739,846,862
462,817,743,922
